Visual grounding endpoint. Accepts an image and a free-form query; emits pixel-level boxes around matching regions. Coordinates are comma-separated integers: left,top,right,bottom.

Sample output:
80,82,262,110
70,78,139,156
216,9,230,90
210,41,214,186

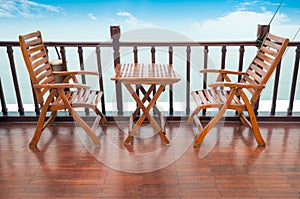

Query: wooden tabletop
111,63,181,85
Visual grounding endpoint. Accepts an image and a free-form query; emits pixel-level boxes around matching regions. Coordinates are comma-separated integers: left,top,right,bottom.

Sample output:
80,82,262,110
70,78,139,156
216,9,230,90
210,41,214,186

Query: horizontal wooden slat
27,44,44,55
257,52,274,65
32,58,49,72
26,38,43,48
267,32,287,43
247,69,262,83
37,70,53,82
263,39,281,51
250,64,266,78
260,45,278,57
111,63,180,84
253,57,270,71
29,51,46,64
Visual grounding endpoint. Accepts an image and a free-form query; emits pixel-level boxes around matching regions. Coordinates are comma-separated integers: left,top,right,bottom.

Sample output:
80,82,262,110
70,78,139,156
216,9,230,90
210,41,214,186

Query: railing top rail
119,41,258,47
1,40,299,47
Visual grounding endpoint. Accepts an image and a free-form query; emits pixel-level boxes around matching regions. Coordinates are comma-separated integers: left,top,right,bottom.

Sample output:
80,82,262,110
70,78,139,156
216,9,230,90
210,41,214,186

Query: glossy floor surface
0,121,299,198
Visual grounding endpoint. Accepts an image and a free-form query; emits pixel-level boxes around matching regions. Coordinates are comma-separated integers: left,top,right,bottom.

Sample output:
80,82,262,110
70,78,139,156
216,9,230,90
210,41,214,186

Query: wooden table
111,63,181,145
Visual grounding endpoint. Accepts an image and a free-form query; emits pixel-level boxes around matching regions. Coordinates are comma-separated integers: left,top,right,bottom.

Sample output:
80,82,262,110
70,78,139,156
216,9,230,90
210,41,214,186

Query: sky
0,0,300,42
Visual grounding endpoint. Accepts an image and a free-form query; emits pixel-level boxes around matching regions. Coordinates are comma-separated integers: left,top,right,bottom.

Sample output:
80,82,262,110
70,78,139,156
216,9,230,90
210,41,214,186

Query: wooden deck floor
0,121,299,198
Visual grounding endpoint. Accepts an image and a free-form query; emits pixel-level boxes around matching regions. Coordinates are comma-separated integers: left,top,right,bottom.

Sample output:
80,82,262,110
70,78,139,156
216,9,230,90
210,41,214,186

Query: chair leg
29,107,48,148
70,108,100,145
91,115,101,132
238,112,252,127
246,107,266,146
29,91,56,148
42,111,57,130
194,88,236,147
187,108,201,124
94,107,108,125
238,90,266,146
58,90,100,145
99,111,108,125
193,104,228,147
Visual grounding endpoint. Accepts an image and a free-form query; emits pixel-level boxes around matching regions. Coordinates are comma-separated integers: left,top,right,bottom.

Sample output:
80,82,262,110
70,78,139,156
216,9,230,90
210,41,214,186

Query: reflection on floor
0,121,299,198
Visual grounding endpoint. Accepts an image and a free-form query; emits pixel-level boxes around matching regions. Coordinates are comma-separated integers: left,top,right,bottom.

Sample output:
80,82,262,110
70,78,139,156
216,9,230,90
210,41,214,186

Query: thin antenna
291,26,300,41
283,26,300,56
269,0,284,25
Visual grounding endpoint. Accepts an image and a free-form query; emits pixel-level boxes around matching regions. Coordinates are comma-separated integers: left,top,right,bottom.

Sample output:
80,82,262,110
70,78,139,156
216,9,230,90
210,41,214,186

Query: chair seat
192,89,242,109
51,89,103,109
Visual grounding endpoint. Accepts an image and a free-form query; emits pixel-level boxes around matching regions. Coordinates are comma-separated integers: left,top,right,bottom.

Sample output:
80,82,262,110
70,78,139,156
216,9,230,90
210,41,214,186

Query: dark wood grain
0,121,299,198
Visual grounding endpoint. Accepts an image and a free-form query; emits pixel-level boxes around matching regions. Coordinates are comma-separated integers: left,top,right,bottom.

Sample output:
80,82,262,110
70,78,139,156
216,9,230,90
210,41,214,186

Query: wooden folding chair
187,33,289,147
19,31,107,148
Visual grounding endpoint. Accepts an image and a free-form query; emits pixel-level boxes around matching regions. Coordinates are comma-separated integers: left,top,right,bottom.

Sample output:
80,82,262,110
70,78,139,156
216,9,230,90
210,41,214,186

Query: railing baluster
151,46,156,109
238,45,245,81
133,46,138,64
169,46,174,115
236,45,245,114
60,46,67,71
203,46,209,115
287,45,300,115
151,46,155,64
221,45,227,70
78,46,86,84
111,26,123,115
203,46,209,89
186,46,191,115
7,46,24,115
271,60,282,115
78,46,89,115
0,78,8,115
133,46,140,115
96,46,106,115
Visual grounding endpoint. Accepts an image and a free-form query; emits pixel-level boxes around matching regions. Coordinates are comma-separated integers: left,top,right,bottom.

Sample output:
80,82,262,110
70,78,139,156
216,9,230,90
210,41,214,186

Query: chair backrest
19,31,56,107
241,33,289,103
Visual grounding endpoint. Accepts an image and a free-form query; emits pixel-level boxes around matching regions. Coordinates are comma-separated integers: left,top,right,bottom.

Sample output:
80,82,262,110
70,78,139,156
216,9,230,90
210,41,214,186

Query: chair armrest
209,82,265,89
33,83,90,89
53,70,99,76
200,69,245,75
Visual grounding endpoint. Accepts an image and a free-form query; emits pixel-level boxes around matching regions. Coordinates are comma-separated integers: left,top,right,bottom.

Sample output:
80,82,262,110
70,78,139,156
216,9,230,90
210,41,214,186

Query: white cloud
117,11,154,29
0,0,61,18
236,1,256,11
88,13,97,20
187,8,292,41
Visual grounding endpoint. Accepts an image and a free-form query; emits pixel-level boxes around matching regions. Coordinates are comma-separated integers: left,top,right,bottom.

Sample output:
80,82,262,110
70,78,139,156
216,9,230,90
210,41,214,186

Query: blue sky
0,0,299,41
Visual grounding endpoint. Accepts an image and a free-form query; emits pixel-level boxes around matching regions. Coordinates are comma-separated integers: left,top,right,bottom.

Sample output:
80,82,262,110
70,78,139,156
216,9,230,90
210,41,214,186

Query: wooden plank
263,39,281,51
260,45,278,57
191,91,202,107
257,51,274,65
198,90,209,105
253,57,270,71
250,64,266,78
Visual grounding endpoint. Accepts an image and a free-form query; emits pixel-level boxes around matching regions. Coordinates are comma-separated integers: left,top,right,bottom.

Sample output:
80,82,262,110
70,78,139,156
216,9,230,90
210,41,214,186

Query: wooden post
110,26,123,114
257,24,270,47
96,46,106,115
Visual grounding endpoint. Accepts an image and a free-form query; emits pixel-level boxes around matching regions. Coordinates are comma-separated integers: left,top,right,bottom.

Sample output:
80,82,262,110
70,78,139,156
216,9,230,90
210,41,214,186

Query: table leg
137,85,160,115
124,84,170,145
132,85,155,118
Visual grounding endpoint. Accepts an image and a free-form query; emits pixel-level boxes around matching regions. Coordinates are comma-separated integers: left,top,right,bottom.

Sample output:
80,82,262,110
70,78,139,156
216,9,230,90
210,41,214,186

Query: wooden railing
0,27,299,121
